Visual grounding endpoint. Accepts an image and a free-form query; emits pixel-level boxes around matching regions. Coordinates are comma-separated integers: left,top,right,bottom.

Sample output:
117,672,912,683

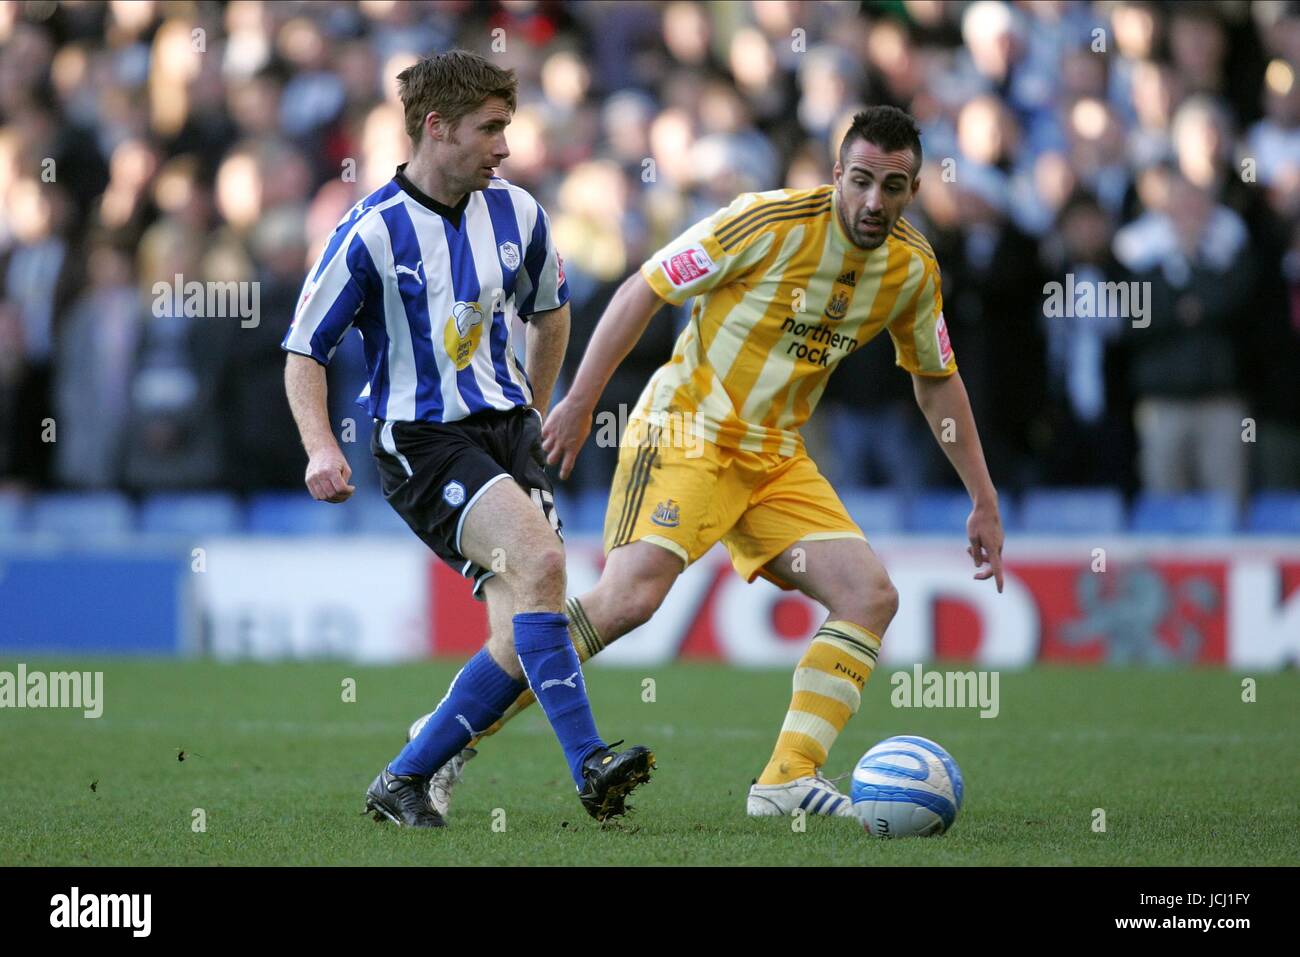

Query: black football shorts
371,406,562,598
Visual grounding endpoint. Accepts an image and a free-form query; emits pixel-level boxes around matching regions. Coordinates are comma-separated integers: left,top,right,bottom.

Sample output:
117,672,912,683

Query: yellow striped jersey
637,184,956,456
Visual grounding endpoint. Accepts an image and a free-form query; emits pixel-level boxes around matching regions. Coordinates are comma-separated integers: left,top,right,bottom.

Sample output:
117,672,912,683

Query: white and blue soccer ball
850,735,964,838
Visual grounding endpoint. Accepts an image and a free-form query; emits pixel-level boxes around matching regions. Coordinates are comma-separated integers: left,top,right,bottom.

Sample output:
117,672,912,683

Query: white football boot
406,712,478,819
747,771,854,818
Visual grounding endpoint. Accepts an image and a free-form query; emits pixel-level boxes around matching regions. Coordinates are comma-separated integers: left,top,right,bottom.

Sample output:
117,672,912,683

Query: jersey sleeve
281,228,379,365
887,258,957,377
516,200,570,319
639,193,777,306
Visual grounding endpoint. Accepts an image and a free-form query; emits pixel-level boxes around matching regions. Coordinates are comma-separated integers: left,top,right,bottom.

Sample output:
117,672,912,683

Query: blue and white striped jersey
281,165,569,423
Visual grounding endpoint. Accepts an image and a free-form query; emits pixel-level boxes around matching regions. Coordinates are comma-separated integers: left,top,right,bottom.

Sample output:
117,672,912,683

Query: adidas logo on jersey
836,269,857,287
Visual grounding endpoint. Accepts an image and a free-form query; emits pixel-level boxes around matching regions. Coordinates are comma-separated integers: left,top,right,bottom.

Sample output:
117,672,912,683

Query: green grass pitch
2,658,1296,866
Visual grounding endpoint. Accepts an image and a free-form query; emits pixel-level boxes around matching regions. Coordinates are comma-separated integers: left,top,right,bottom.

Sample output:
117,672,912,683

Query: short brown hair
396,49,518,145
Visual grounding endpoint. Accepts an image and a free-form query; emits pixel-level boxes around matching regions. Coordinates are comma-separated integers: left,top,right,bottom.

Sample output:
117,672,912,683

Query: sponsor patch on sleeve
661,246,715,287
936,311,953,366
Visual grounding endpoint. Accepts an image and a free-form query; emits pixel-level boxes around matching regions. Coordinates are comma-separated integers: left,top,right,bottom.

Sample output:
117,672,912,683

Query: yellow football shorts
602,418,866,588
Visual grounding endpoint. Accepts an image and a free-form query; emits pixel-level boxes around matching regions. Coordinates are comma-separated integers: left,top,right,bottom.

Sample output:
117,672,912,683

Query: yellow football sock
757,620,881,785
471,597,605,744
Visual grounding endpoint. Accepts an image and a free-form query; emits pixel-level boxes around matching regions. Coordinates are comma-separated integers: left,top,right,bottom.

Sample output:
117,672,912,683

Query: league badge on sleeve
936,312,953,366
662,246,715,287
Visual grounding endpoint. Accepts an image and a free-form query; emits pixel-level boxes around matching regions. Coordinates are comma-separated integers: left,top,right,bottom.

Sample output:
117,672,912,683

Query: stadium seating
350,492,412,534
246,491,350,535
8,488,1300,540
549,489,577,536
0,492,27,535
139,493,244,536
904,490,1016,534
1244,492,1300,534
570,488,610,536
29,492,135,538
1019,488,1126,534
838,489,905,534
1130,492,1238,535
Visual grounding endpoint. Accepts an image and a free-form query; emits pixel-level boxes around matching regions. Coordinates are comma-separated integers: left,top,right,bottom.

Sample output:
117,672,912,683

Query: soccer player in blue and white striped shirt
282,50,653,827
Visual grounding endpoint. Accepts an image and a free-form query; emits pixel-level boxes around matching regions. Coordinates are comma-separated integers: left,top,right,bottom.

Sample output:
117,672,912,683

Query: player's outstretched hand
305,447,355,504
966,502,1004,593
541,394,593,480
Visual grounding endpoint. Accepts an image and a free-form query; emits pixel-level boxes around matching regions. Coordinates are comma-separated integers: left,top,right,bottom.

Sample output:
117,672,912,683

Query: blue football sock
388,648,525,778
513,611,605,787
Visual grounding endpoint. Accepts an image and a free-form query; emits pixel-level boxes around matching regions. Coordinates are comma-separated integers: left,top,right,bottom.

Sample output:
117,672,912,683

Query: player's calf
577,540,682,641
756,619,883,786
406,714,477,819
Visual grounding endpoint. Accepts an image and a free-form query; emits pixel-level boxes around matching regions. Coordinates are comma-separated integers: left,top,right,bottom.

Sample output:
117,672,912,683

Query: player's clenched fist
541,394,593,480
305,447,355,503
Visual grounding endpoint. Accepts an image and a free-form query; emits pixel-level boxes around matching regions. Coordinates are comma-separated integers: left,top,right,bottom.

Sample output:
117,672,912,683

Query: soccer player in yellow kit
418,105,1005,819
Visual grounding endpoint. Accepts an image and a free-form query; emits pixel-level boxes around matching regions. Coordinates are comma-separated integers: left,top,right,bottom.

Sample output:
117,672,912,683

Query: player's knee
532,546,568,596
509,545,567,605
836,572,898,631
616,582,666,633
867,575,900,627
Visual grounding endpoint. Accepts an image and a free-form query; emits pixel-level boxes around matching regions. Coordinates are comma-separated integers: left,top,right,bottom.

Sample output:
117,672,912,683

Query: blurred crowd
0,0,1297,506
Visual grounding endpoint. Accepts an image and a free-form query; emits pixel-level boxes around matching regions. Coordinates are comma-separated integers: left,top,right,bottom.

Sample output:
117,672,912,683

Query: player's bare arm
284,352,354,504
912,370,1003,592
541,272,666,478
523,301,570,420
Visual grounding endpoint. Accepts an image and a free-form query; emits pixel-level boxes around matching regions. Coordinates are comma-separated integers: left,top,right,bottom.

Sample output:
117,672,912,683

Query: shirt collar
394,164,470,227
